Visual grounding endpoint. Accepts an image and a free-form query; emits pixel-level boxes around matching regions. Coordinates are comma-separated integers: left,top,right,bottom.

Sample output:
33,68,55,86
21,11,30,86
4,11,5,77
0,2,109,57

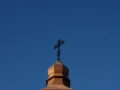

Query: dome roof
47,60,69,78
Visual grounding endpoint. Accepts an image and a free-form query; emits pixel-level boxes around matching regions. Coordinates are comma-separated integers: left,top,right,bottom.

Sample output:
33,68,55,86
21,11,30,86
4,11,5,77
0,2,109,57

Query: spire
41,40,73,90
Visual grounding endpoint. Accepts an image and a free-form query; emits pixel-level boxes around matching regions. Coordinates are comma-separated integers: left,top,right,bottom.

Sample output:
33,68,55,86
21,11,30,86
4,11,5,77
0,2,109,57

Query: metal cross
54,39,65,60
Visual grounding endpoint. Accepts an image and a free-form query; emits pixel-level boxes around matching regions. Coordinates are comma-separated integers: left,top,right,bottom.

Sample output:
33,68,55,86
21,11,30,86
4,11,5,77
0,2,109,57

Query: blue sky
0,0,120,90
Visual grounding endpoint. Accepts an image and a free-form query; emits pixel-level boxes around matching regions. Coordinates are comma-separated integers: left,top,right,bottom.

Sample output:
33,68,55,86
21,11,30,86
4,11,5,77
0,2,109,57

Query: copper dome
47,60,69,78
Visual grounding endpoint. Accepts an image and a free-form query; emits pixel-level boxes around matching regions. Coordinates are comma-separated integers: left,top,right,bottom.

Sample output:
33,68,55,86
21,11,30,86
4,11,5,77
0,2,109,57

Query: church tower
41,40,73,90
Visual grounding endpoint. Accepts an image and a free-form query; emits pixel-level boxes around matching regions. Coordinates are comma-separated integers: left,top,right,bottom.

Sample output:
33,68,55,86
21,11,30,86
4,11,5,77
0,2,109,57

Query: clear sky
0,0,120,90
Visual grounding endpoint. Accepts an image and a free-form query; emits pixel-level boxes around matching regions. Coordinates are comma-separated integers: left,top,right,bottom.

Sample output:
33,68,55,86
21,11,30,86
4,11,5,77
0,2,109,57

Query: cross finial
54,39,65,60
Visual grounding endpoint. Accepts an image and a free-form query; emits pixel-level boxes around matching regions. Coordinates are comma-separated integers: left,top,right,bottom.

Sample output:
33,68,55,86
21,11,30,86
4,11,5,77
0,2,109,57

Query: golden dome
47,60,69,78
46,59,70,88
